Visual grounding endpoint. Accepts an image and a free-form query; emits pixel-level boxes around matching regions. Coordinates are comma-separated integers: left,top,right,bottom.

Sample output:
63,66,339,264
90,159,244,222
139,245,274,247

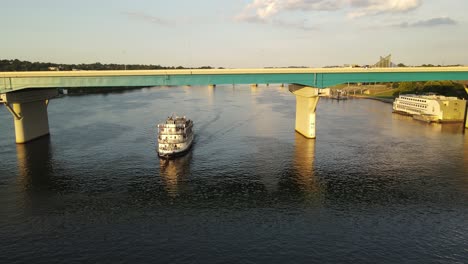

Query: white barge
393,94,466,123
157,115,194,158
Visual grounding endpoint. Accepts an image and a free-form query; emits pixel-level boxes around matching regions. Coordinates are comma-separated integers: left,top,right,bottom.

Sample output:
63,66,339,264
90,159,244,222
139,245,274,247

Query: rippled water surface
1,85,467,263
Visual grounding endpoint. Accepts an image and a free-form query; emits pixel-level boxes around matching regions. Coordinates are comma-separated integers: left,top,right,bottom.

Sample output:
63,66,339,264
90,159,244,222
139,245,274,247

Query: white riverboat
393,94,466,123
157,115,194,158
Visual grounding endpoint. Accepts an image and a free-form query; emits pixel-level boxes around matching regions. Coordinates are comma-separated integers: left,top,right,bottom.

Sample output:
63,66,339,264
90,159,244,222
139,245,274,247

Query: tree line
0,59,215,71
393,81,467,99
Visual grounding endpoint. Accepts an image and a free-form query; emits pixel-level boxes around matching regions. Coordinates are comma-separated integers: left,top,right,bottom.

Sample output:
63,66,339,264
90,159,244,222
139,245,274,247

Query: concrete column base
13,101,50,143
289,84,320,139
465,86,468,129
1,89,57,144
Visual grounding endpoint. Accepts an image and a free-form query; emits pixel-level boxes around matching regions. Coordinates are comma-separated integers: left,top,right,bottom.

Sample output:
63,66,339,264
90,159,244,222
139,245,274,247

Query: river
1,85,467,263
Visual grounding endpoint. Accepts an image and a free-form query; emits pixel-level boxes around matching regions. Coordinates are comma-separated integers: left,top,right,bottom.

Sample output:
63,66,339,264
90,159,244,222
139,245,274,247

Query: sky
1,0,467,68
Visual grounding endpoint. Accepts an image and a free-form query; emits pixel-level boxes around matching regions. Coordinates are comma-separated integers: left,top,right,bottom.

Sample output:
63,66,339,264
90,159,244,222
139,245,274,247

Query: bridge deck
1,67,468,93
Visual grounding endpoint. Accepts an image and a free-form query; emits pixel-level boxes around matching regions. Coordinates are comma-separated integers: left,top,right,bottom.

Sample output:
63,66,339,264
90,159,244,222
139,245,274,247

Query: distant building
373,54,394,68
48,67,59,71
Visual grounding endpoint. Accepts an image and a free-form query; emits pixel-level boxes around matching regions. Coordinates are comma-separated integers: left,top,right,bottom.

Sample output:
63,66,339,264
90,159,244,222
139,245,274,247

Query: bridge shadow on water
16,137,55,192
14,136,69,213
13,136,86,214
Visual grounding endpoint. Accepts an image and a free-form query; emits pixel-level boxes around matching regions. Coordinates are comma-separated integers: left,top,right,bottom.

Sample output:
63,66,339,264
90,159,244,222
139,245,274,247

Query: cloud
348,0,422,18
235,0,345,22
236,0,424,23
123,12,171,26
395,17,457,28
235,0,339,30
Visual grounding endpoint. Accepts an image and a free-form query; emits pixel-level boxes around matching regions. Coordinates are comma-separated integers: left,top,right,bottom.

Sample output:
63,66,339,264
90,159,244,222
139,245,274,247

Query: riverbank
350,95,394,104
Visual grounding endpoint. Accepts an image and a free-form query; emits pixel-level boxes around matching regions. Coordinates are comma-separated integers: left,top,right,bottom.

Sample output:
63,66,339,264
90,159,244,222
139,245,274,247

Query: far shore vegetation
0,59,217,71
339,81,468,100
387,81,466,99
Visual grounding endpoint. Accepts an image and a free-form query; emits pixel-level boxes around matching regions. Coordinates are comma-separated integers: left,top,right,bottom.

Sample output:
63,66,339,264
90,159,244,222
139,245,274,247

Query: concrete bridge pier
289,84,320,139
465,86,468,129
1,89,58,143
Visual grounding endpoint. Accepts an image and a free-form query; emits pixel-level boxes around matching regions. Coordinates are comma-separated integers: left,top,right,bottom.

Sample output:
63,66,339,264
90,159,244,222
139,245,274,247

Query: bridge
1,67,468,143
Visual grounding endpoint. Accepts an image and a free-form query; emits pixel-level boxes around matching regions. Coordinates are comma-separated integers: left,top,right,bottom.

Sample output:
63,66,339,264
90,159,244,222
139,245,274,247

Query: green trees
0,59,214,71
394,81,467,99
0,59,58,71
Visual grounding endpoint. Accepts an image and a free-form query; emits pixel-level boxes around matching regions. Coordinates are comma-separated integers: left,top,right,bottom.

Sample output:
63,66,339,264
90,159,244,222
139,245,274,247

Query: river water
0,85,467,263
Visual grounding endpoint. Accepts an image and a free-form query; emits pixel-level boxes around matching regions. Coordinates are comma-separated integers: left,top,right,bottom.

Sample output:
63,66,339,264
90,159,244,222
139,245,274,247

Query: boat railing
158,143,181,151
158,124,187,128
159,140,185,144
158,137,186,143
158,130,187,135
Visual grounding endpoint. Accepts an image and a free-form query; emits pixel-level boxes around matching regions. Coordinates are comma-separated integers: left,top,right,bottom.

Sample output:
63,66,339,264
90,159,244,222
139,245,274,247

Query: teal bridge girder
1,67,468,93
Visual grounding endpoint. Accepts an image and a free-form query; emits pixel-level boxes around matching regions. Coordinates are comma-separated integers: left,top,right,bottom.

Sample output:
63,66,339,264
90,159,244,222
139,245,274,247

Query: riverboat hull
157,136,194,159
393,94,466,123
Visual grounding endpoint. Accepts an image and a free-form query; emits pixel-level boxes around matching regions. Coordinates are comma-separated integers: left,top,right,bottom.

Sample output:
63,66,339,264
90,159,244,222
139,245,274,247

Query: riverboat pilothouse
157,115,194,158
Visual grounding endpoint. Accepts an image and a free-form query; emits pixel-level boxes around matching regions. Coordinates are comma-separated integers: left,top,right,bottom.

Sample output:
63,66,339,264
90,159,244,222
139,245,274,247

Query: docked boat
330,89,348,100
392,94,466,123
157,115,194,158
